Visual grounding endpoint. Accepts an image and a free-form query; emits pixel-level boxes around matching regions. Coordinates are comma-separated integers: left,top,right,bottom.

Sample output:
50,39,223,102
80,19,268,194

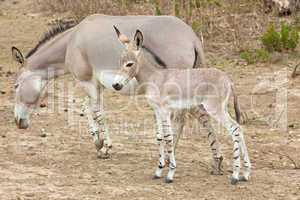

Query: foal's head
112,26,143,91
11,47,46,129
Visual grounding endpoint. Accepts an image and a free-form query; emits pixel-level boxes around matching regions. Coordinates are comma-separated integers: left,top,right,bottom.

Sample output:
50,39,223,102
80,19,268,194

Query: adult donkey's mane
142,46,167,68
26,21,77,58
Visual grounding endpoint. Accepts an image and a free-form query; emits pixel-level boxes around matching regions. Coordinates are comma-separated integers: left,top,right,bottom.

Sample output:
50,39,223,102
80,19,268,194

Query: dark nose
112,83,123,91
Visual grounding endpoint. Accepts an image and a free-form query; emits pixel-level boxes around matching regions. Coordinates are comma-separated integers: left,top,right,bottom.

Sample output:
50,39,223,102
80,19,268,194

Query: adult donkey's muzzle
14,104,30,129
112,83,123,91
15,118,29,129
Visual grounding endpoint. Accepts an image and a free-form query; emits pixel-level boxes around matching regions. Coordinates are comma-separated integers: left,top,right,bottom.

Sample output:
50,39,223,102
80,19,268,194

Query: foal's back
161,68,232,99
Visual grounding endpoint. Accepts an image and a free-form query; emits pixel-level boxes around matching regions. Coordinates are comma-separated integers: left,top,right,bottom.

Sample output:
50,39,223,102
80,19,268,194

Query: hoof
230,176,239,185
211,156,223,175
94,139,104,151
97,151,111,159
211,170,224,175
152,175,161,180
239,175,249,182
165,178,173,183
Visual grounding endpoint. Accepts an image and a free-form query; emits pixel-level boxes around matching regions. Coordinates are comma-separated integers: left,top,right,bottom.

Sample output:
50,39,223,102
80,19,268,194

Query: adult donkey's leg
80,81,112,158
66,46,112,159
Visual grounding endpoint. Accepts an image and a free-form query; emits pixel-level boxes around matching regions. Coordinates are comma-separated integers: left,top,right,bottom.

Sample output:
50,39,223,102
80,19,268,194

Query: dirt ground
0,1,300,200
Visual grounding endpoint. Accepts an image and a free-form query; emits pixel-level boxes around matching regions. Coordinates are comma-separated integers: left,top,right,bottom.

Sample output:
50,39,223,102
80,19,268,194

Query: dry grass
36,0,299,62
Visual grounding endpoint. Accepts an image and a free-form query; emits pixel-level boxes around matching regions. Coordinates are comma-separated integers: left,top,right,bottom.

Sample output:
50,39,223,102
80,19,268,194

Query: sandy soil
0,1,300,199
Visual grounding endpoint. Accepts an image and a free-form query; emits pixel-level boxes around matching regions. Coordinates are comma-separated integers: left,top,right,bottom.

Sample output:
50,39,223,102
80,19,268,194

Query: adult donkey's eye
126,62,134,67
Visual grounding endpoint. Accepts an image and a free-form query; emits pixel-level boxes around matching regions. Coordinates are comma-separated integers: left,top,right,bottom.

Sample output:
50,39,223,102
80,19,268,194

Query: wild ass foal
112,27,251,184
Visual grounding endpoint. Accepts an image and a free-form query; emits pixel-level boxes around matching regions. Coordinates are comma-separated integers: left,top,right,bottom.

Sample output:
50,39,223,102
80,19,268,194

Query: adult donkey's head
11,22,75,129
112,26,144,91
11,47,47,129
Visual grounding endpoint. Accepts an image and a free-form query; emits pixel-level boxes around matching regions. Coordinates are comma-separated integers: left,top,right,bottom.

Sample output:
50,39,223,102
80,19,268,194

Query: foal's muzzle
15,118,29,129
112,83,123,91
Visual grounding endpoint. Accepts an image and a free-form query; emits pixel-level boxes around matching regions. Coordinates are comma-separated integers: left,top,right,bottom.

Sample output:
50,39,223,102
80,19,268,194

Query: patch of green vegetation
240,49,270,64
261,22,299,52
192,21,201,33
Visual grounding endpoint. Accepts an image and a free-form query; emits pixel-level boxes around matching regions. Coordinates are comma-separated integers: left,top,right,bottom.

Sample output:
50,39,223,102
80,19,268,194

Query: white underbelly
97,70,139,95
167,99,198,109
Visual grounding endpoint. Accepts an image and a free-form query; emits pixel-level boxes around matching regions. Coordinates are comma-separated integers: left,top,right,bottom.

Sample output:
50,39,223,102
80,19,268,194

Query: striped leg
160,110,176,183
171,110,185,153
80,81,112,159
153,110,166,179
198,113,223,175
93,111,112,158
226,123,241,184
203,102,246,185
237,127,251,181
84,103,103,150
223,115,251,183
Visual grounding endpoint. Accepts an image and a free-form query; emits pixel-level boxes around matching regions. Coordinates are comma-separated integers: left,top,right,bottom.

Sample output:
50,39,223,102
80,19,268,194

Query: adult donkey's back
12,15,205,158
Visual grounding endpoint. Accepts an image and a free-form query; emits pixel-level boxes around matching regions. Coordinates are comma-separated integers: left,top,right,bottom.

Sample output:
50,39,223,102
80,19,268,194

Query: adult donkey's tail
193,32,206,68
231,85,241,124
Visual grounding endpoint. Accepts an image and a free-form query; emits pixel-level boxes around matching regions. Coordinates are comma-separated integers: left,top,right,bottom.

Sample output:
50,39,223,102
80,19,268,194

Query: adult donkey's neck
26,23,76,80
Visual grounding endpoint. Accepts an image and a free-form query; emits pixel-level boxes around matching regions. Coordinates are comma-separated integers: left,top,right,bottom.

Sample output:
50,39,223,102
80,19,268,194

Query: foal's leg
160,108,176,183
197,113,223,175
80,81,112,158
171,110,185,152
223,113,251,183
153,109,166,179
203,102,250,185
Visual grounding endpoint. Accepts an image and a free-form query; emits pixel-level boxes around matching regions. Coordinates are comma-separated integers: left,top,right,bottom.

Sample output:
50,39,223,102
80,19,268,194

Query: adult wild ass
12,15,205,158
112,27,251,184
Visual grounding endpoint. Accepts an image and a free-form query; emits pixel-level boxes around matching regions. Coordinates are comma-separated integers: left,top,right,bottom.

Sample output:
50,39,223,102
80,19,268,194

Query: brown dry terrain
0,1,300,200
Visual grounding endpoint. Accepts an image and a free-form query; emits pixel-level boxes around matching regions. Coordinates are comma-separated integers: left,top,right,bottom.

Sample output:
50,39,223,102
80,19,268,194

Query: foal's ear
134,30,143,51
113,25,130,45
12,46,25,64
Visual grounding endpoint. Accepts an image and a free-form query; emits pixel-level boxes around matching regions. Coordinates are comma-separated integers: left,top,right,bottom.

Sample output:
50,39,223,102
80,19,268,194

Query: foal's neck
136,49,165,83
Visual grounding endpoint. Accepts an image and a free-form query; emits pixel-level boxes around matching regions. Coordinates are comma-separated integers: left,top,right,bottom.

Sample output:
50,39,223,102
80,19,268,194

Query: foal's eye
126,62,134,67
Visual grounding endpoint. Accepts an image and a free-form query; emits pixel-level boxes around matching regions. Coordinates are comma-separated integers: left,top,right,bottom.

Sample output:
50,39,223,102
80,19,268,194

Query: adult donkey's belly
70,15,203,93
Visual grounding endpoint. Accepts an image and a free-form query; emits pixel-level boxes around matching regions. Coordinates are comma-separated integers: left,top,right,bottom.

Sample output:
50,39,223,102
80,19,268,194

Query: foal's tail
231,85,241,124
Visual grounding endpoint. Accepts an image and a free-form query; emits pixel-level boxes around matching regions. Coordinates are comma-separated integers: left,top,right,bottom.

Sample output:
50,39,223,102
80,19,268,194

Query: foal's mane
26,20,77,58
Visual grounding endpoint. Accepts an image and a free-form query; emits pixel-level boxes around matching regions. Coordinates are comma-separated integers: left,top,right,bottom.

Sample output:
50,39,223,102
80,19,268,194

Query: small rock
1,135,6,138
80,113,84,117
0,91,6,94
6,71,14,76
40,103,46,108
64,108,68,112
40,133,47,138
268,104,273,108
288,124,295,128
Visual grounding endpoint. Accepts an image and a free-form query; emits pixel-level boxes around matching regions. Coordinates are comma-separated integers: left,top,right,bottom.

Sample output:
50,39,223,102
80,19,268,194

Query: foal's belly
96,70,139,95
167,99,199,110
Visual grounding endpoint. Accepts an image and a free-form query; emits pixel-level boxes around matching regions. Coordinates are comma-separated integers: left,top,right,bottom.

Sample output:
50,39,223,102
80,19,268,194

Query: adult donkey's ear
113,25,130,45
12,46,25,65
134,30,143,51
